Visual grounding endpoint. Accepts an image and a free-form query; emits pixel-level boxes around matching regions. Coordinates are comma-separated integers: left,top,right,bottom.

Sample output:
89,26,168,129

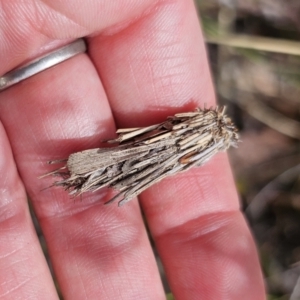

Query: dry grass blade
43,107,239,206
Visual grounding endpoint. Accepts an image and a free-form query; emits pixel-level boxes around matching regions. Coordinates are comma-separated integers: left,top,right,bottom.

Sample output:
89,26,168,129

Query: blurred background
195,0,300,299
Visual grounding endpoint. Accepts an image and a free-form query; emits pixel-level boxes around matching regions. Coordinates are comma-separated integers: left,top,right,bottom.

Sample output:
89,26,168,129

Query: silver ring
0,39,86,91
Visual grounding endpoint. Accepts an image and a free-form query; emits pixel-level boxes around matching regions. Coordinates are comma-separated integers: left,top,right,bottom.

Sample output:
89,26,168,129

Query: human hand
0,1,265,299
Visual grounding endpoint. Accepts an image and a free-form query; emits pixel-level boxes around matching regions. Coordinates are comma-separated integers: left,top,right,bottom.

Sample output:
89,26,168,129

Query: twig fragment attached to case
42,107,239,206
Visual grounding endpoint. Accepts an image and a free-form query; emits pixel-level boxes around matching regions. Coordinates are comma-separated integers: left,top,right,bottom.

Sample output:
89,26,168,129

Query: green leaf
166,293,174,300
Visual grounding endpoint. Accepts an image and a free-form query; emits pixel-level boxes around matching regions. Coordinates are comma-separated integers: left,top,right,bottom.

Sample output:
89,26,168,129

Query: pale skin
0,1,265,299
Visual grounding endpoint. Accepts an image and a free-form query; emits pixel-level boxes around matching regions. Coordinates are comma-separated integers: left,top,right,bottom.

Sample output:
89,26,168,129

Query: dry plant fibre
42,107,238,206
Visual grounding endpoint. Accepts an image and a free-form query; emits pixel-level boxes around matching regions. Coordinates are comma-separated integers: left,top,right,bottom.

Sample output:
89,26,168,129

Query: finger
0,0,157,74
0,124,58,299
88,0,265,299
0,51,164,298
1,1,169,298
